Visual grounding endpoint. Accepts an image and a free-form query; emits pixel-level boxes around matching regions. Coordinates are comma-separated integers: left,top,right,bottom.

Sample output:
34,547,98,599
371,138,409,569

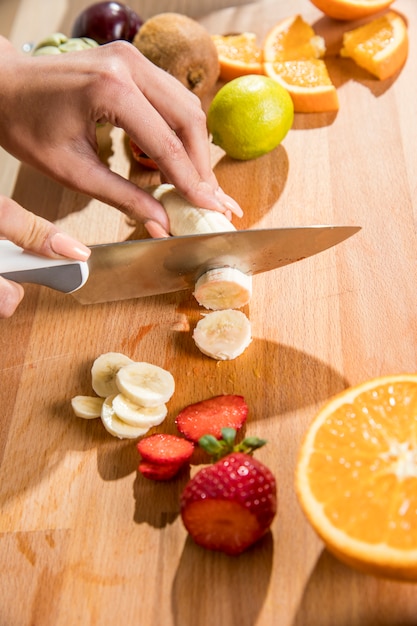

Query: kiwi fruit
133,13,220,99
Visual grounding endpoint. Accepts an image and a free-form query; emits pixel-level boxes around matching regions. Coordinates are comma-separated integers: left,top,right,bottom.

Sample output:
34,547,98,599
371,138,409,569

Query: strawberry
175,394,248,443
137,433,194,481
129,139,159,170
180,428,277,555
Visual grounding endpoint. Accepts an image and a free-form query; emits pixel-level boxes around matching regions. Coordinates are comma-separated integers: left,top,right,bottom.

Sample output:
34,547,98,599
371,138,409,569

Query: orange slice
309,0,395,21
264,59,339,113
211,33,264,81
263,14,326,61
340,11,409,80
263,15,338,113
296,374,417,581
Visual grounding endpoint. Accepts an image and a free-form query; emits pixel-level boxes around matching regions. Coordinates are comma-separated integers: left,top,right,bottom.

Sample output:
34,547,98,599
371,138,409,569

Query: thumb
0,196,90,260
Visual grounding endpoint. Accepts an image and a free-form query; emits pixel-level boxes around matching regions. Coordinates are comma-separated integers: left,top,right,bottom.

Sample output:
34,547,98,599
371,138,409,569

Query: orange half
340,11,409,80
309,0,395,21
212,32,264,81
296,374,417,581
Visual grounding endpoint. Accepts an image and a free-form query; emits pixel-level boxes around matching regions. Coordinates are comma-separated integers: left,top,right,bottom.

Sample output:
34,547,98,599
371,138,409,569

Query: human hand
0,37,242,239
0,196,90,318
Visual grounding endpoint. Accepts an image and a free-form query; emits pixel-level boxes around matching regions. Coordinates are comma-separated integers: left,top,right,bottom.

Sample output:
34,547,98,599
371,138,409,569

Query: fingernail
215,188,244,218
50,232,90,260
145,220,170,239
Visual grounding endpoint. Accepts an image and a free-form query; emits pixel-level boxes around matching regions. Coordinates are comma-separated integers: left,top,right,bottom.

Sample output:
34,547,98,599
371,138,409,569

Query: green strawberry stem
198,427,266,462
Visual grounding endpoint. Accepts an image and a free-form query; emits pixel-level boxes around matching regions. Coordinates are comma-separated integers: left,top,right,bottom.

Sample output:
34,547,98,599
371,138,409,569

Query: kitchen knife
0,225,360,304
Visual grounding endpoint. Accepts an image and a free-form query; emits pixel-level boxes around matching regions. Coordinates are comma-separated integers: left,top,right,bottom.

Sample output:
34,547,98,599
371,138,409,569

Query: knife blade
0,225,360,304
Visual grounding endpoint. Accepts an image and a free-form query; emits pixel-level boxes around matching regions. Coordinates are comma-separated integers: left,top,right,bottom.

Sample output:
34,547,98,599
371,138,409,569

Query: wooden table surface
1,0,417,624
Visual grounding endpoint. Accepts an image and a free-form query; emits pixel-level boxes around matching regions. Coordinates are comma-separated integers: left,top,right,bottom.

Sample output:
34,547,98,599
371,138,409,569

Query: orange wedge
296,374,417,581
340,11,409,80
309,0,395,21
263,15,339,113
211,33,264,81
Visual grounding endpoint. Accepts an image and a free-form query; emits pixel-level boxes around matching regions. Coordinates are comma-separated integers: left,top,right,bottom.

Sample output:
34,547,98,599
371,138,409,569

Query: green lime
207,74,294,160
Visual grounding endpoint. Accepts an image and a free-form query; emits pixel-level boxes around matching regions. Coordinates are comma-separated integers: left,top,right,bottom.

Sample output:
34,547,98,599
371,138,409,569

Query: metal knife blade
0,225,360,304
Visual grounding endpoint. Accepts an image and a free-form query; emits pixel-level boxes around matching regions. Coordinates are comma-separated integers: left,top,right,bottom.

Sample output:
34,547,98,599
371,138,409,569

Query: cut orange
296,374,417,581
263,15,339,113
263,14,326,61
211,33,264,81
309,0,395,21
340,11,409,80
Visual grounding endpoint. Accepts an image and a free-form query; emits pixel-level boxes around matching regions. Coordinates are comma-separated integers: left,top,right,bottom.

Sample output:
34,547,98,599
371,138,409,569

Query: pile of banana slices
71,352,175,439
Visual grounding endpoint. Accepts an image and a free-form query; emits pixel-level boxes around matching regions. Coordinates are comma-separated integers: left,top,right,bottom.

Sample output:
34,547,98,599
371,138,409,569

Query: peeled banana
150,183,253,360
150,183,236,235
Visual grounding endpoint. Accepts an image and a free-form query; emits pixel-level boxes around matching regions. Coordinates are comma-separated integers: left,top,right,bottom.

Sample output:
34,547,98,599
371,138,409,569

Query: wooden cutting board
1,0,417,624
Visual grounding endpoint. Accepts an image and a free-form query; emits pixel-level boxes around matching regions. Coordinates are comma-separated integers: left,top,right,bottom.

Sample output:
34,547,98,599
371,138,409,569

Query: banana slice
112,393,168,427
71,395,104,419
116,362,175,407
193,309,252,360
193,267,252,310
91,352,133,398
150,183,236,235
101,395,150,439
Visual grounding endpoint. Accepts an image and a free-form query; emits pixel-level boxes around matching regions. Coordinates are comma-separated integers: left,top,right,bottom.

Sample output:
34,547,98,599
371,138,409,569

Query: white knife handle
0,240,89,293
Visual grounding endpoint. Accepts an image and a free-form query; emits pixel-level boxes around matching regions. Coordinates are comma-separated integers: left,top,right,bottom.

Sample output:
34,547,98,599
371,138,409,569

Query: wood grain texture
1,0,417,624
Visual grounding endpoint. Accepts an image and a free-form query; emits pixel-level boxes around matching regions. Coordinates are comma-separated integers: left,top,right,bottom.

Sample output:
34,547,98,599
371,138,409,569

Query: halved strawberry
180,429,277,555
139,460,184,481
137,433,194,465
137,433,194,481
175,395,248,443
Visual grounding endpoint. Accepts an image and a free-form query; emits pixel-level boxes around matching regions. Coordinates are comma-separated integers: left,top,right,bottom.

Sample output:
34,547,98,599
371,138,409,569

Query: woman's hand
0,36,243,317
0,37,242,238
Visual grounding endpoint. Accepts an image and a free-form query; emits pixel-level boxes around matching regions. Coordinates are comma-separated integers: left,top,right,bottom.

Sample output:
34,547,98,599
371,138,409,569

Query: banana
193,267,252,310
116,362,175,407
101,395,150,439
193,309,252,360
71,395,104,419
91,352,133,398
150,184,236,235
112,393,168,428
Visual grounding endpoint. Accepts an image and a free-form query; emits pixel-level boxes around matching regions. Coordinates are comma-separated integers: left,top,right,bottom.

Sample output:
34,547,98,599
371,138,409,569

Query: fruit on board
207,72,294,159
71,395,104,419
132,13,220,98
175,394,249,442
207,74,294,160
150,183,236,236
129,139,158,170
115,361,175,407
71,1,142,44
101,394,151,439
193,309,252,361
111,394,167,427
32,32,99,55
308,0,395,21
71,352,174,439
340,11,409,80
180,428,277,555
193,267,252,311
91,351,134,397
137,433,194,480
211,32,264,81
263,14,339,113
296,373,417,581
